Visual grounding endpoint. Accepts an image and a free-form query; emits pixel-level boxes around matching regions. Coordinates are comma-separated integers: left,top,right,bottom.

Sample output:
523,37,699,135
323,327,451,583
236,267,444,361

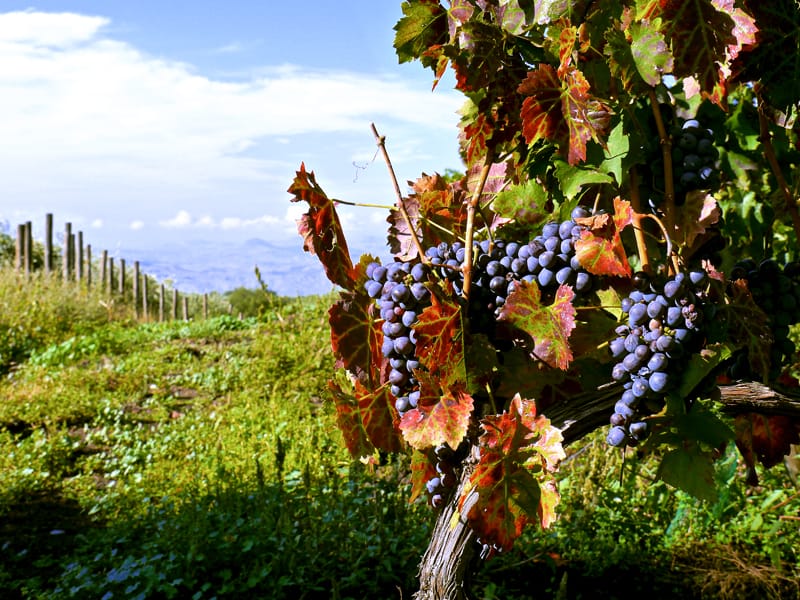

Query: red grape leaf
458,395,565,550
409,449,438,503
327,379,375,459
573,197,633,278
399,371,474,450
328,288,383,386
676,191,722,250
354,379,404,454
645,0,737,104
726,279,774,382
518,64,611,165
735,413,800,476
288,163,355,290
497,281,576,370
387,173,469,260
414,290,467,387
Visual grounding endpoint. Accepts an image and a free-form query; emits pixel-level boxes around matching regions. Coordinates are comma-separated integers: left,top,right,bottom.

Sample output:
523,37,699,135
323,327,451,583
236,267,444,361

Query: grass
0,269,798,599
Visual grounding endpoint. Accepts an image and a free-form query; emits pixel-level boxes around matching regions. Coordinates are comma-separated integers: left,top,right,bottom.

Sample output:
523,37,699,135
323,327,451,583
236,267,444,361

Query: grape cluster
727,258,800,381
606,270,712,447
645,117,720,208
426,206,595,316
365,260,431,417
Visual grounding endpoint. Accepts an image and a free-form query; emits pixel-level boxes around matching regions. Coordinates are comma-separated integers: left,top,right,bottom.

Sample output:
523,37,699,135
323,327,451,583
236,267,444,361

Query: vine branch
371,123,427,260
648,89,676,236
462,150,495,300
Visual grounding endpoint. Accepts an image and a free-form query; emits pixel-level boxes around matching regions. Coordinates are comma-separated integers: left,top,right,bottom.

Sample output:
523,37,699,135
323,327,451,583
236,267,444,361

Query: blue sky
0,2,463,284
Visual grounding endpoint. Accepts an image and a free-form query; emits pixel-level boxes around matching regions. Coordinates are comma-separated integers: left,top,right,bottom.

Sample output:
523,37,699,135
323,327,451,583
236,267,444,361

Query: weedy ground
0,272,797,599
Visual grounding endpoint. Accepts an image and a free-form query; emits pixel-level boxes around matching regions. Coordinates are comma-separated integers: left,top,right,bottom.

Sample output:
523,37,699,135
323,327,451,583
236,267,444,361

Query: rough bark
413,381,800,600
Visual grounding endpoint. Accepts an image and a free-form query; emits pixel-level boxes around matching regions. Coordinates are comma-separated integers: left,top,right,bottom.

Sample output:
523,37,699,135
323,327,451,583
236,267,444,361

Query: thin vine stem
757,96,800,242
648,89,675,235
371,123,427,260
628,167,653,274
462,149,496,300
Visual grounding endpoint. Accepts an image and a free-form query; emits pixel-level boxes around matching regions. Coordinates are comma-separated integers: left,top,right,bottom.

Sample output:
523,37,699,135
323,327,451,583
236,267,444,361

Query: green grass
0,271,798,599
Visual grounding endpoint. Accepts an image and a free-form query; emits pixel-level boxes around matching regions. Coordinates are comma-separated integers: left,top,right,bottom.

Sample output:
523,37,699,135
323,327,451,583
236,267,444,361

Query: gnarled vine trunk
413,382,800,600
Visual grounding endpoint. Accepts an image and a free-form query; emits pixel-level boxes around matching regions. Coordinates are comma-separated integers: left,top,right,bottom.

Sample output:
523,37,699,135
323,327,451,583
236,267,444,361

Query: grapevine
288,2,800,598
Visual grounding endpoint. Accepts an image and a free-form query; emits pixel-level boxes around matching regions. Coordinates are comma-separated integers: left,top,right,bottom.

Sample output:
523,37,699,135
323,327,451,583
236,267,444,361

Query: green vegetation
0,272,797,599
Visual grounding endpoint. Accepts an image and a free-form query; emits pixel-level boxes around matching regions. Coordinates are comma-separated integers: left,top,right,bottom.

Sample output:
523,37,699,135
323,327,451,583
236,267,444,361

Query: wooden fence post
44,213,53,276
182,296,189,321
142,274,149,322
76,231,83,283
133,261,140,319
86,244,92,288
63,222,72,282
107,257,114,293
118,258,125,295
159,284,165,322
24,221,32,278
172,289,178,321
15,224,23,272
100,250,108,292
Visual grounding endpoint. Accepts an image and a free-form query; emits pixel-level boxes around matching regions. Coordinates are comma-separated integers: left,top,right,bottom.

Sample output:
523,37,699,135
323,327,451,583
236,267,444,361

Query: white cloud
130,220,144,231
0,9,463,252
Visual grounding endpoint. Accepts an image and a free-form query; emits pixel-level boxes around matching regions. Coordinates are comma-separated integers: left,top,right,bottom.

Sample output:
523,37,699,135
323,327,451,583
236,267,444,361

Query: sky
0,2,464,290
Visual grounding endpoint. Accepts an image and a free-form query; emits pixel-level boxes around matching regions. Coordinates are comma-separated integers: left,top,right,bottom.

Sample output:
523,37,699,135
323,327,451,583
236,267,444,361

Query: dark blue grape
649,371,669,393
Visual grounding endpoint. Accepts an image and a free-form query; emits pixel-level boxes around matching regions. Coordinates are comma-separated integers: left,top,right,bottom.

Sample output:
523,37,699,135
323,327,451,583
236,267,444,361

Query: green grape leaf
518,64,612,165
674,401,735,449
573,197,633,278
410,449,438,503
414,290,467,387
498,281,576,370
399,371,474,450
676,342,734,399
288,163,355,290
394,0,447,64
328,379,376,459
553,159,614,199
458,395,565,550
628,17,674,87
493,180,550,225
657,445,718,502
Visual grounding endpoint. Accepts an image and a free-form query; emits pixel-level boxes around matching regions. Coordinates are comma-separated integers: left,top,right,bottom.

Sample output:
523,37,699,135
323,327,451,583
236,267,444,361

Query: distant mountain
123,238,335,296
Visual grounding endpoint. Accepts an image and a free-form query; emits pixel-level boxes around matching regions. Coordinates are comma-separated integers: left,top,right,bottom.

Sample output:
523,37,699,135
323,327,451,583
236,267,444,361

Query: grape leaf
410,449,438,503
553,159,613,199
498,281,576,370
328,262,384,385
288,163,354,290
387,172,469,260
735,413,800,474
676,191,722,251
492,180,550,226
645,0,737,103
677,342,734,400
730,0,799,116
573,197,633,278
394,0,447,64
399,371,473,450
518,64,612,165
726,279,774,382
413,290,467,387
458,395,565,550
328,379,376,459
354,379,404,454
657,445,718,502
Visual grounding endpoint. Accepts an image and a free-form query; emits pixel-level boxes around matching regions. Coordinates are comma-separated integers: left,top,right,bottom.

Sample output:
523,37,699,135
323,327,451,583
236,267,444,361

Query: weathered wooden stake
100,250,108,292
86,245,92,289
76,231,83,283
108,257,114,293
15,223,23,271
118,258,125,295
44,213,53,275
159,284,165,322
24,221,33,278
133,261,140,319
63,223,72,282
172,289,178,321
142,275,149,322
